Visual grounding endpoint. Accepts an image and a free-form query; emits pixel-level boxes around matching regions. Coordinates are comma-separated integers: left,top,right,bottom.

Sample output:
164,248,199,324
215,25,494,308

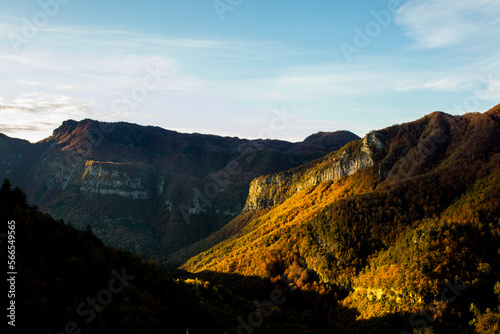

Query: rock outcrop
243,131,385,212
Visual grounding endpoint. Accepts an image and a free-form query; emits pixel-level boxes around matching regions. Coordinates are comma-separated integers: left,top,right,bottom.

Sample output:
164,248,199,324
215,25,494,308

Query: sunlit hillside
180,106,500,332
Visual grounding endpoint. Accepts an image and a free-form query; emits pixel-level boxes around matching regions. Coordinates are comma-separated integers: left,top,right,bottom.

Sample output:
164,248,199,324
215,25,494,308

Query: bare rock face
243,131,385,212
79,161,151,199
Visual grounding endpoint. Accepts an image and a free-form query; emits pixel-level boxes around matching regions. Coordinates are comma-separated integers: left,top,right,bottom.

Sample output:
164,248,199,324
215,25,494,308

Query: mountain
3,180,355,334
3,106,500,333
179,105,500,332
0,119,359,260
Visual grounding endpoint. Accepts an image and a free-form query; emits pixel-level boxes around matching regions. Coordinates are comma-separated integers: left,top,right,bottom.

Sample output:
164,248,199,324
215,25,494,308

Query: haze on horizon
0,0,499,143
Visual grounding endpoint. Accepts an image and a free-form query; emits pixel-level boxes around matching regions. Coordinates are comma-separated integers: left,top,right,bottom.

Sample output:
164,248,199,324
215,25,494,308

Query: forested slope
181,107,500,333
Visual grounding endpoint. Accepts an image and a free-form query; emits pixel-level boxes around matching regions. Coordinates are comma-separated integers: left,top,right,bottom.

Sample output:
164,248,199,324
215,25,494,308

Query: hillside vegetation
180,106,500,333
2,180,360,333
3,107,499,333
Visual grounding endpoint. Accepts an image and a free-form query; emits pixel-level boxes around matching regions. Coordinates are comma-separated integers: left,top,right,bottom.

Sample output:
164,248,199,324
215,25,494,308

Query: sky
0,0,499,143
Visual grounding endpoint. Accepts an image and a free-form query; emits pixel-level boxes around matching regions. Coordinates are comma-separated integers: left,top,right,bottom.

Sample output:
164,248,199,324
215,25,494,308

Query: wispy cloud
395,0,500,49
8,93,95,113
13,80,47,87
0,20,283,64
26,25,269,50
0,123,54,135
475,74,500,102
0,93,97,142
396,76,475,92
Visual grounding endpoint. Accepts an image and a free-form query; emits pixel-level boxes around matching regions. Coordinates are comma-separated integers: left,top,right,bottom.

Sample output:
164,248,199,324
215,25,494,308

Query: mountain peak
299,130,360,152
48,119,84,143
304,130,359,142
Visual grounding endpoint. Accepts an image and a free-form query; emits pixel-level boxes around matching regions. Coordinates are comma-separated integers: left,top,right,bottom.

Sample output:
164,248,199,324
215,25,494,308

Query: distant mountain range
2,105,500,333
0,119,359,259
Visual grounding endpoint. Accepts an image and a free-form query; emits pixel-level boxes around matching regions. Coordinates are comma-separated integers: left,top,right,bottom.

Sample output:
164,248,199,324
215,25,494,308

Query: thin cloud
14,80,47,86
7,93,95,114
396,77,474,92
0,93,97,141
395,0,500,49
0,124,48,133
476,75,500,102
0,22,283,61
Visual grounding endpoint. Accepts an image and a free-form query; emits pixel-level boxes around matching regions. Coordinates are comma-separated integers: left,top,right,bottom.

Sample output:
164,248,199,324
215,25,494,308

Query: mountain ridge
0,119,359,259
178,107,500,330
2,106,500,332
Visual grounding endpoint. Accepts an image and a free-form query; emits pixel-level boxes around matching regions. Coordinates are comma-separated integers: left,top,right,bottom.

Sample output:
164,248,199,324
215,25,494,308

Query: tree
1,178,12,195
12,186,28,209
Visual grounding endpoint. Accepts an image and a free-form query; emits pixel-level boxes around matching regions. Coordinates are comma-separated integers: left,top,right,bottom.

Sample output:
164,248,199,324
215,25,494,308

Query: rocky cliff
243,131,385,211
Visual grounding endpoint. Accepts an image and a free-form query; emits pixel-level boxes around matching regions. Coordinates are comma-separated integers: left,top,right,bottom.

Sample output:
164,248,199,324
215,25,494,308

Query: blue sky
0,0,499,142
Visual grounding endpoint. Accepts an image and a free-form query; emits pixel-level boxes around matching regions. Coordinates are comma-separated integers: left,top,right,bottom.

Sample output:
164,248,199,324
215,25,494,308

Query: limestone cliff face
243,131,385,212
80,161,151,199
31,154,152,200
